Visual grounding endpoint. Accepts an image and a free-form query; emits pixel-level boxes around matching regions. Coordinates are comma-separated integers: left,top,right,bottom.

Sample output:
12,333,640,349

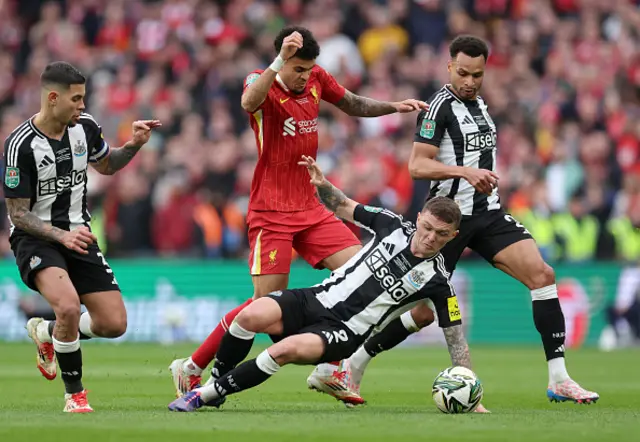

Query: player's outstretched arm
334,90,427,117
91,120,161,175
442,325,472,370
299,155,358,223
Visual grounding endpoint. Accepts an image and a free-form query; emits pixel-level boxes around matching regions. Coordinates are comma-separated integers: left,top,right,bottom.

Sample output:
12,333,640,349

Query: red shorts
247,205,361,275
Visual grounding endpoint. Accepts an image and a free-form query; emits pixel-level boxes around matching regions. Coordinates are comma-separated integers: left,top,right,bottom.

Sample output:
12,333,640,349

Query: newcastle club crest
73,139,87,157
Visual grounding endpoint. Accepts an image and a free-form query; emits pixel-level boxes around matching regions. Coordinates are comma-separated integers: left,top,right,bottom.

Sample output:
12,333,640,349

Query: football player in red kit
169,26,427,403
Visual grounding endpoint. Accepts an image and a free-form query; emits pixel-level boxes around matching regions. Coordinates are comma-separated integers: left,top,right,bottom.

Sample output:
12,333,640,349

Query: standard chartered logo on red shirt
282,117,318,136
282,117,296,136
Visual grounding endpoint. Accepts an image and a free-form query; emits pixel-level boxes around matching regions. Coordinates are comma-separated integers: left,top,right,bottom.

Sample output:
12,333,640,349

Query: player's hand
474,404,491,413
298,155,326,186
131,120,162,147
393,99,429,113
463,168,499,195
279,31,303,61
61,226,97,255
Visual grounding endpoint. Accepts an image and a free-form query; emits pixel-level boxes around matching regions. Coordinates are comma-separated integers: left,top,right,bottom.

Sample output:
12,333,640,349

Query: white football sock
400,310,420,332
52,335,80,353
548,357,570,384
79,312,99,338
256,350,281,375
349,346,373,373
198,383,220,403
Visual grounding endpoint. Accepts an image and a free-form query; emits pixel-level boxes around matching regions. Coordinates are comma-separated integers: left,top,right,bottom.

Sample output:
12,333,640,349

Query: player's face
281,57,315,94
448,53,485,100
413,211,458,257
50,83,86,126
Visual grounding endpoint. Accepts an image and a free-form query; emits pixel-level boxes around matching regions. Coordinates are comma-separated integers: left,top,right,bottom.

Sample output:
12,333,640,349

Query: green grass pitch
1,342,639,442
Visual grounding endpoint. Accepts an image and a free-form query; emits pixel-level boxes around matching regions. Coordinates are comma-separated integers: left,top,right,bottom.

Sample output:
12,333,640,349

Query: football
432,366,483,413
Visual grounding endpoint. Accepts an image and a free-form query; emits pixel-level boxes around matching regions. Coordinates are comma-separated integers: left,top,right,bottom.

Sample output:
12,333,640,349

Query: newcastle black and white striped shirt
2,113,109,236
308,205,462,337
415,85,500,216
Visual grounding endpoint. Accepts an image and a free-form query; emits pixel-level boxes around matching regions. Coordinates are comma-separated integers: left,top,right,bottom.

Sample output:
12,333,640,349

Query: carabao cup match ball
431,366,483,414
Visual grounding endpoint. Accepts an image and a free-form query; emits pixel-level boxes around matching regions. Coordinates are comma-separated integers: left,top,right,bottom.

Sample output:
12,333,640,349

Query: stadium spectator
0,0,638,263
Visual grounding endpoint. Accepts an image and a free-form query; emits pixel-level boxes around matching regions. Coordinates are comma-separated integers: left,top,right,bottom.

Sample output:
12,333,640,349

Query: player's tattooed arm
335,91,426,117
316,180,358,223
335,90,397,117
317,180,347,212
301,155,358,222
92,120,160,175
443,325,472,370
5,198,66,242
93,141,142,175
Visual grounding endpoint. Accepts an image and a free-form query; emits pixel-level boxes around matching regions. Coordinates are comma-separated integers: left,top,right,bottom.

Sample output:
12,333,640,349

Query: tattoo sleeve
316,180,347,212
443,325,472,369
98,142,142,175
5,198,66,243
335,90,397,117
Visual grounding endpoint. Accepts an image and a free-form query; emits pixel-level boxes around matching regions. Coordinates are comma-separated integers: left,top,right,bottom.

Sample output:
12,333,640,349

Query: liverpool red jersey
243,66,345,212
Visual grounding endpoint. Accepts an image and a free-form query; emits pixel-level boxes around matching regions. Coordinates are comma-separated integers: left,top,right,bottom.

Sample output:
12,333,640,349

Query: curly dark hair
449,35,489,61
274,26,320,60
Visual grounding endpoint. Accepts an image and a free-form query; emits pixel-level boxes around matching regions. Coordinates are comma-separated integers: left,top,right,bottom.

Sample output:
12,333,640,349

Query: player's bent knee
100,315,127,338
411,303,435,328
235,307,261,332
53,300,81,325
236,297,282,333
267,334,324,365
528,262,556,290
542,264,556,285
266,341,298,365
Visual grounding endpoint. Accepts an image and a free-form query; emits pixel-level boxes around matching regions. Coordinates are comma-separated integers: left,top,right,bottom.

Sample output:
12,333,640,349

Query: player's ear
47,90,59,105
447,60,452,74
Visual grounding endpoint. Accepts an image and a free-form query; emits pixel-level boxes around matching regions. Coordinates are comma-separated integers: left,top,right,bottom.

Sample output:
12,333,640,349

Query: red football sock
191,298,253,369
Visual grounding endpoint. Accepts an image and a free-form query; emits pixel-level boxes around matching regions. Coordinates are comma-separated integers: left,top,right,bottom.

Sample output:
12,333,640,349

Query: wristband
269,55,285,73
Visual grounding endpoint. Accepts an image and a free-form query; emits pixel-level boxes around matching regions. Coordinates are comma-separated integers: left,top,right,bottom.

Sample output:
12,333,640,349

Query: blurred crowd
0,0,639,263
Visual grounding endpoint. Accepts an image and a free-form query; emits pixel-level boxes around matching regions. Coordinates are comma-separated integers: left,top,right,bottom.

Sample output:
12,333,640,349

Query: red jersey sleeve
317,67,346,105
242,70,272,113
243,70,262,91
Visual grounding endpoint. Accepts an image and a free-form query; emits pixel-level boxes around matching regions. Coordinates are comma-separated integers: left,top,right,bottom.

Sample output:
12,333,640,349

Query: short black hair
422,196,462,229
274,26,320,61
40,61,86,88
449,35,489,61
